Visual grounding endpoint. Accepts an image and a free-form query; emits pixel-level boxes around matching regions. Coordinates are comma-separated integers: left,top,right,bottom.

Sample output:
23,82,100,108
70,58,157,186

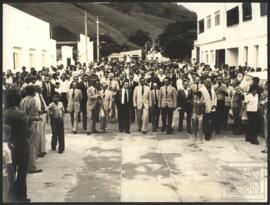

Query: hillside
8,2,196,49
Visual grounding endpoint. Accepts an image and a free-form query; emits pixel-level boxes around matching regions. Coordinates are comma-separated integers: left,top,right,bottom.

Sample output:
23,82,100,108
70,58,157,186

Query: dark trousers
232,107,242,134
203,112,215,140
246,112,259,143
60,93,68,111
117,104,130,132
178,107,193,132
151,105,160,131
215,100,225,132
223,106,230,129
161,107,174,131
130,107,135,123
50,117,65,152
81,103,87,130
11,148,29,201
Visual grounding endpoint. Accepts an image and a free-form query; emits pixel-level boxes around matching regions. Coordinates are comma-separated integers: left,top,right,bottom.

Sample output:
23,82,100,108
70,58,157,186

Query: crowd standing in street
2,58,268,202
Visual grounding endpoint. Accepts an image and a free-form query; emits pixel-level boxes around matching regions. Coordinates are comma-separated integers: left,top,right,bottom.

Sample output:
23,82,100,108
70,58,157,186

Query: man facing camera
115,80,132,134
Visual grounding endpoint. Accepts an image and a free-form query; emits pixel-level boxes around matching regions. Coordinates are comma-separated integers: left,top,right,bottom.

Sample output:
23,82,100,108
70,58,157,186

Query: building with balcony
191,3,267,69
3,4,57,72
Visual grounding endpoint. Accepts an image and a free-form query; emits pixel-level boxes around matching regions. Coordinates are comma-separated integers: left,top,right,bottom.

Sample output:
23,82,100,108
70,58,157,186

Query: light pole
84,10,88,65
96,16,100,63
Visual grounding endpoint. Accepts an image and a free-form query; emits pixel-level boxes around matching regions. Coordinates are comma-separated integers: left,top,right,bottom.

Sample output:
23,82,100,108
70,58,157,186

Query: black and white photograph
2,1,268,203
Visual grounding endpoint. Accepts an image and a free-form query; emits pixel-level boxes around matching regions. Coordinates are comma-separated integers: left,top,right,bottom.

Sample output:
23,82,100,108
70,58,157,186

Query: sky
178,3,207,13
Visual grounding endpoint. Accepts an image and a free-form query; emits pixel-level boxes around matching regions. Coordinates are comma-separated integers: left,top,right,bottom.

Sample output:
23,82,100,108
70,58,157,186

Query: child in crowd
2,125,15,202
192,91,205,143
48,93,65,154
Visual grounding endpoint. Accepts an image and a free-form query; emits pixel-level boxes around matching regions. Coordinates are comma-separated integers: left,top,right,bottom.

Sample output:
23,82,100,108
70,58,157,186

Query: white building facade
192,3,267,69
77,34,94,64
3,4,56,72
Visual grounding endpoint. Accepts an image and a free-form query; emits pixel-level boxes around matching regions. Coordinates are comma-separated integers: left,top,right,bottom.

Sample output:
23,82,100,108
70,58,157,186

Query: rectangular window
13,47,22,70
242,3,252,21
207,15,211,29
199,19,204,33
214,11,220,26
255,45,259,68
227,6,239,27
244,46,248,66
260,3,267,16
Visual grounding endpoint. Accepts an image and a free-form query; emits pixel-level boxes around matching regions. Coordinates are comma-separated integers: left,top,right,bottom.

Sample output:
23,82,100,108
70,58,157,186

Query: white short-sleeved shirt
245,93,258,112
3,143,12,176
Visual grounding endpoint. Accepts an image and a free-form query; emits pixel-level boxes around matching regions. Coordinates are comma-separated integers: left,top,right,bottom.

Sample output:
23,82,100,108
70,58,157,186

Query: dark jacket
3,108,29,154
78,81,90,105
177,89,194,109
115,89,132,108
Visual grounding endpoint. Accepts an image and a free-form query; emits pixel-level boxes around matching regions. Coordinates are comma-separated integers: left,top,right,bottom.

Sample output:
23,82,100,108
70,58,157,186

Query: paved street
28,113,267,202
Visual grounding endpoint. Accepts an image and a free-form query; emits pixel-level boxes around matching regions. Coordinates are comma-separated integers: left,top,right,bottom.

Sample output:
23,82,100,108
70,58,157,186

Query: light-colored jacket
87,86,100,111
67,89,82,113
159,85,177,108
133,85,152,110
99,89,112,111
199,85,217,113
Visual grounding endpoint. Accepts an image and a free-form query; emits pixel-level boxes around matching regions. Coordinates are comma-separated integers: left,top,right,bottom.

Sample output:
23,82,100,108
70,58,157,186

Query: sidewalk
27,117,267,202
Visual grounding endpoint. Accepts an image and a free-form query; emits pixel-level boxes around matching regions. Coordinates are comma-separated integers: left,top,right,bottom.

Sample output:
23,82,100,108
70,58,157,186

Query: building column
238,46,244,67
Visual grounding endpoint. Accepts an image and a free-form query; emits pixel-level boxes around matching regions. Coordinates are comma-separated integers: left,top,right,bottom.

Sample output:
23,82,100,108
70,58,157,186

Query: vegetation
128,29,152,47
158,20,197,59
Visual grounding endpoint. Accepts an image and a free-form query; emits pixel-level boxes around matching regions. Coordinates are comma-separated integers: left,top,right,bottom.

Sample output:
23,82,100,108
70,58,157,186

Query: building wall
192,3,267,69
3,4,56,72
58,46,74,68
77,34,94,64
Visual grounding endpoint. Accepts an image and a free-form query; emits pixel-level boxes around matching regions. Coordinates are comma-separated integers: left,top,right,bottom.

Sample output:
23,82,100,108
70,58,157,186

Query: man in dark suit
118,73,125,89
129,73,138,123
42,75,55,106
151,82,160,132
148,72,160,90
115,80,132,133
177,79,194,133
78,74,90,130
3,89,30,202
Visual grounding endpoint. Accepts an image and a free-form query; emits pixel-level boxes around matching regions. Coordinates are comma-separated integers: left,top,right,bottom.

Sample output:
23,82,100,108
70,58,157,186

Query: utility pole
85,10,88,64
96,16,100,63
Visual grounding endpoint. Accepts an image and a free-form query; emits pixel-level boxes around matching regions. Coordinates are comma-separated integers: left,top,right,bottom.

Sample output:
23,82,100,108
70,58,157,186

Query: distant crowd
2,59,268,202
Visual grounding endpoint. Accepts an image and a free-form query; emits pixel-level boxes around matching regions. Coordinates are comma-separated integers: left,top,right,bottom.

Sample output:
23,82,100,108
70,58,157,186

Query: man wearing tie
129,73,138,123
116,80,132,133
133,78,152,134
78,74,90,130
177,79,194,133
87,79,100,135
42,75,54,106
159,77,177,134
190,76,201,94
99,82,112,133
151,82,160,132
67,82,82,134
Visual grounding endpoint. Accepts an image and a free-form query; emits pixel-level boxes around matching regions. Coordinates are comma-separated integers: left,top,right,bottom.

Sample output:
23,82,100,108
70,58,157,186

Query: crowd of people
2,58,268,202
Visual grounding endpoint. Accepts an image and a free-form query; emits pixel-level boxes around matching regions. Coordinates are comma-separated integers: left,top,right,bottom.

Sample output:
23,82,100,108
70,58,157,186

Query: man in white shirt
133,78,152,134
115,80,131,133
34,85,47,157
241,85,259,145
59,74,69,112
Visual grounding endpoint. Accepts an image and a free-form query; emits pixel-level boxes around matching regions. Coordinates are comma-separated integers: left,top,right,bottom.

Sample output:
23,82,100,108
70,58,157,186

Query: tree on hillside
158,20,197,59
128,29,152,47
92,33,123,60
